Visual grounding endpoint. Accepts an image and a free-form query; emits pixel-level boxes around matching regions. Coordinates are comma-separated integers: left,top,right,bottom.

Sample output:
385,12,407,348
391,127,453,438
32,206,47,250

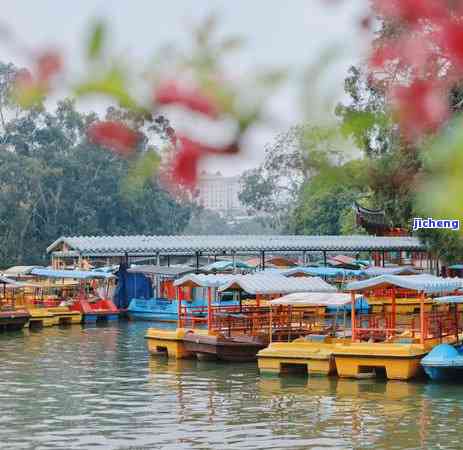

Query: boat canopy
2,266,43,276
30,268,115,280
362,266,420,276
269,292,357,307
174,274,237,288
346,274,462,294
0,275,40,288
433,295,463,304
218,274,336,295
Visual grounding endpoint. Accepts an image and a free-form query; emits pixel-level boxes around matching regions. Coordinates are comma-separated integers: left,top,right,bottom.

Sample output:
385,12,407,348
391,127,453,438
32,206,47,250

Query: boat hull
0,311,30,332
182,332,267,362
128,298,207,322
423,365,463,381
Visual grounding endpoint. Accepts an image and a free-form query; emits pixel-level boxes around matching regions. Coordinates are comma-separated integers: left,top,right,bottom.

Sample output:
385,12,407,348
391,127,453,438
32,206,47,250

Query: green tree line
0,62,192,267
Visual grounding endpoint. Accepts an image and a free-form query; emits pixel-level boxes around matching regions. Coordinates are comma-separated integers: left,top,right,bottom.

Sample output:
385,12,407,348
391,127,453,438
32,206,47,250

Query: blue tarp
30,268,115,280
114,264,153,309
283,266,364,278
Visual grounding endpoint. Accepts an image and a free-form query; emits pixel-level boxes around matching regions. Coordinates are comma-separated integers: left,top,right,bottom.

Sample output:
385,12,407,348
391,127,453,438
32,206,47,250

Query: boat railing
353,310,463,343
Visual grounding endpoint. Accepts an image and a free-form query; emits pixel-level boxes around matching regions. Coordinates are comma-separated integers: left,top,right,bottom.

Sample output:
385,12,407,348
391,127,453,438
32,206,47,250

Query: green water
1,322,463,450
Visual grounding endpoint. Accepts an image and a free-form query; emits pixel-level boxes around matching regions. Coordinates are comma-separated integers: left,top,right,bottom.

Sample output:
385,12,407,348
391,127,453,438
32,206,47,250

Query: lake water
1,321,463,450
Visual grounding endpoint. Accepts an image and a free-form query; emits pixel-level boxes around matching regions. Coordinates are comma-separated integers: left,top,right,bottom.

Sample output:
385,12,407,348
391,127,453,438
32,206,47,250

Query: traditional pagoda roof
353,201,391,234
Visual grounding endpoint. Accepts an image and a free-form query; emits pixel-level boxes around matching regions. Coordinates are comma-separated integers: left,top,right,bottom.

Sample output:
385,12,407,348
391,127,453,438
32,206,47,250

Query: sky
0,0,371,175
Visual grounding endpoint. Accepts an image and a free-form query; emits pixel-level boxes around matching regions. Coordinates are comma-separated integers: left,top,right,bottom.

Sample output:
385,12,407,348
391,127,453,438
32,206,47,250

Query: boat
29,268,118,323
0,276,31,331
146,273,337,363
257,275,463,381
421,294,463,381
126,267,236,322
182,331,267,362
421,344,463,381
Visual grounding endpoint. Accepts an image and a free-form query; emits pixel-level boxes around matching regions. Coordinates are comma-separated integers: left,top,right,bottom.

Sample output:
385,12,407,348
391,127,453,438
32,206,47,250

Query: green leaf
121,150,160,198
74,67,145,112
87,21,106,60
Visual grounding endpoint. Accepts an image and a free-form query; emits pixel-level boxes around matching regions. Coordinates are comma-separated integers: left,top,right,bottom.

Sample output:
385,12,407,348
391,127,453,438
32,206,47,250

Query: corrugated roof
47,234,424,257
218,274,336,295
346,274,462,294
0,275,40,288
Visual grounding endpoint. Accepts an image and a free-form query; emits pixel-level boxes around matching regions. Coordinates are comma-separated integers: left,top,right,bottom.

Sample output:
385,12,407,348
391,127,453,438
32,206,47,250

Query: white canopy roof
173,274,237,288
269,292,357,307
346,274,463,294
218,274,336,295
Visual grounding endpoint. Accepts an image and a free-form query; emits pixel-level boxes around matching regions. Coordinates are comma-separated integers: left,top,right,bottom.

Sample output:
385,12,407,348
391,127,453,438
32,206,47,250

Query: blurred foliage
183,208,273,235
239,124,361,233
0,63,191,266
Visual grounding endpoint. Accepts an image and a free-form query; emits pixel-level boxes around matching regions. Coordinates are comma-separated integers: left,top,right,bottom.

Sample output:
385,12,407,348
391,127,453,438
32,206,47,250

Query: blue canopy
283,266,364,278
433,295,463,304
30,268,115,280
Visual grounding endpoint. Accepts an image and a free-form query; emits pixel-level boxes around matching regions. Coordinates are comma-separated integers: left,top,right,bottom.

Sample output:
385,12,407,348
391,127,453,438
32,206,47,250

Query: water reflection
2,322,463,449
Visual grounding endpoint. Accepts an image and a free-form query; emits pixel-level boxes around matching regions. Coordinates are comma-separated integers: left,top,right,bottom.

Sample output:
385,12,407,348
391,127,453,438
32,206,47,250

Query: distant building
196,171,243,213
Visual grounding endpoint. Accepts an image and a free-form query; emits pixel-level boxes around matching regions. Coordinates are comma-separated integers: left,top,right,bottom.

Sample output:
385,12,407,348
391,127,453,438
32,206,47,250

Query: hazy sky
0,0,370,174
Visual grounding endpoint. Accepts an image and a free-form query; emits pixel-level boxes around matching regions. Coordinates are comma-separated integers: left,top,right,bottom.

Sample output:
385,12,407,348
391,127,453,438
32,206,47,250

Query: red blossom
438,21,463,70
87,121,139,156
154,80,219,118
372,0,448,24
170,136,240,188
392,80,449,140
171,136,203,187
36,50,62,84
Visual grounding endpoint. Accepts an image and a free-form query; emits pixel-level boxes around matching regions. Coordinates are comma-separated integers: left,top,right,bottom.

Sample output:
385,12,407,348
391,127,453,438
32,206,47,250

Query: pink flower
87,121,139,156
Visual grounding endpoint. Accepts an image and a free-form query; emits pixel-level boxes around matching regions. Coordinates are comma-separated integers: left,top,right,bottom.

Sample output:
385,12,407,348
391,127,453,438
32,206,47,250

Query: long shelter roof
47,235,424,257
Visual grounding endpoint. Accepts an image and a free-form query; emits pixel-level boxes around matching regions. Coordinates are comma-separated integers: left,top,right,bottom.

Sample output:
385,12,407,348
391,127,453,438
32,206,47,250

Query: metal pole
262,251,265,271
351,292,356,341
195,252,200,274
167,255,170,267
323,251,327,267
382,250,385,267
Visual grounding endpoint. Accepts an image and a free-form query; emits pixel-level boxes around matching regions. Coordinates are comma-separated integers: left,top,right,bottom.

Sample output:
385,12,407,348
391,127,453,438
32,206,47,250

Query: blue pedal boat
421,294,463,381
421,344,463,381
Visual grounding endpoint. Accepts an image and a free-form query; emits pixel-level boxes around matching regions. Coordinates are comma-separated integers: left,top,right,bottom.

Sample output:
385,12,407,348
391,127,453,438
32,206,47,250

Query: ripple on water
2,322,463,449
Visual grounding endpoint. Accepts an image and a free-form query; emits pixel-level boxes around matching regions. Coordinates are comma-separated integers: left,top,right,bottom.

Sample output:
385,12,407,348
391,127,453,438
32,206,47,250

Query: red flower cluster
370,0,463,140
169,136,238,188
153,80,219,118
87,121,139,156
13,50,63,106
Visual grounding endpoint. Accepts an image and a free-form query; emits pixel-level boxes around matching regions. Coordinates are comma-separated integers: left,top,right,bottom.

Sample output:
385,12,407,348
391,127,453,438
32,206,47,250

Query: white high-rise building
196,171,243,213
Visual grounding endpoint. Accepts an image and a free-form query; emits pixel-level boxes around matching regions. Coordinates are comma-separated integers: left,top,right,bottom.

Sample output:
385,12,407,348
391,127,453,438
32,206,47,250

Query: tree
0,84,192,267
239,124,347,231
